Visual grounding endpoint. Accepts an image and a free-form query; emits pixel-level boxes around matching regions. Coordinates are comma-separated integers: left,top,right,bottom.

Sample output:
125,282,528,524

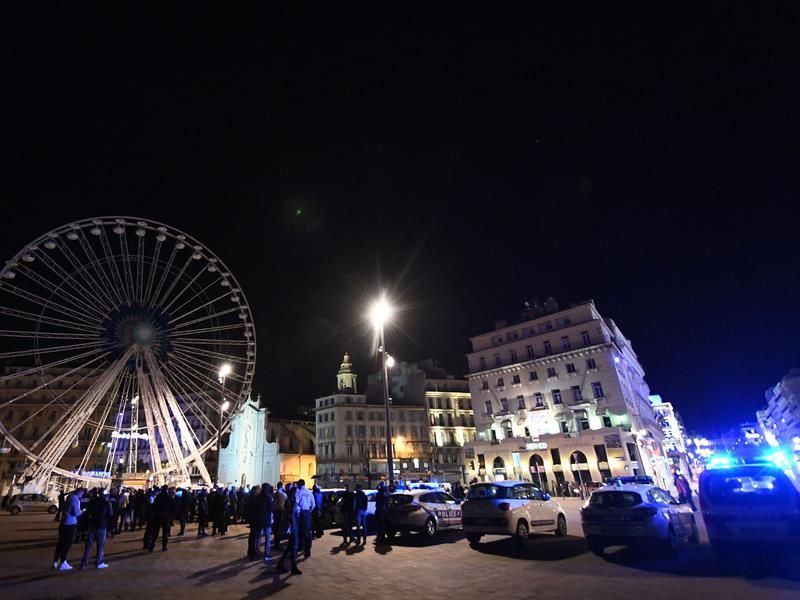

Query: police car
581,482,698,557
387,489,463,538
699,451,800,556
461,481,567,546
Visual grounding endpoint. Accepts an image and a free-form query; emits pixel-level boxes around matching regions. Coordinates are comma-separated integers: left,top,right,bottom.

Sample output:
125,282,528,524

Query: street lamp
370,296,395,483
215,363,232,487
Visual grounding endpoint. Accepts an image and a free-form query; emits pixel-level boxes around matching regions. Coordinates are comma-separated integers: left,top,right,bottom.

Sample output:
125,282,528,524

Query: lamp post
215,363,232,487
370,296,395,484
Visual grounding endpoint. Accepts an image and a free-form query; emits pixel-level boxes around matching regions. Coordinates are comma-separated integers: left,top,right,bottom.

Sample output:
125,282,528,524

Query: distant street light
370,295,395,482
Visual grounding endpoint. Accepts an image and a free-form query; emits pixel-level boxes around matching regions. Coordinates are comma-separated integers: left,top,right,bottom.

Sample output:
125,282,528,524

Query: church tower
336,353,358,393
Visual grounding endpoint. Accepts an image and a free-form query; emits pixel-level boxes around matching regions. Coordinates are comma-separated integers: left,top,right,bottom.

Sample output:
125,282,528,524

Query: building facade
464,299,671,491
649,394,691,476
759,370,800,456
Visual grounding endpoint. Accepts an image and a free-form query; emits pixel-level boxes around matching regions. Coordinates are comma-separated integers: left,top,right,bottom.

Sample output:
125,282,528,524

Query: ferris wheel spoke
0,281,105,328
0,355,107,410
116,228,137,307
148,243,179,309
160,265,207,316
0,306,103,334
169,323,247,338
0,339,108,360
0,329,98,340
142,235,164,307
56,238,119,313
152,251,195,313
170,305,244,330
171,342,251,367
97,227,130,306
167,283,230,326
167,351,235,404
135,228,146,305
15,263,108,322
33,247,116,316
168,337,250,346
171,349,246,385
75,229,125,309
160,361,221,430
77,374,122,475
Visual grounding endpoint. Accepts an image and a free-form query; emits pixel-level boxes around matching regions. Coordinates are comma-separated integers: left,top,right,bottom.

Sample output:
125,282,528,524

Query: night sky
5,5,799,433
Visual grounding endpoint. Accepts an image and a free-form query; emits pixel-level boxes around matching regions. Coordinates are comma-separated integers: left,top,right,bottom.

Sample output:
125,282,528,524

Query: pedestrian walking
197,489,209,537
340,484,355,543
81,489,113,570
277,487,301,575
312,483,324,538
374,481,390,544
294,479,315,558
53,487,85,571
353,484,368,545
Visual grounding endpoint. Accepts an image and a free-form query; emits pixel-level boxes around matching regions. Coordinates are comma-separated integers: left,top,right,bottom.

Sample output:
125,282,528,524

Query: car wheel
662,526,679,558
424,518,437,538
554,514,567,537
514,520,529,545
466,533,482,546
47,506,58,514
10,507,21,515
688,518,700,544
587,538,605,556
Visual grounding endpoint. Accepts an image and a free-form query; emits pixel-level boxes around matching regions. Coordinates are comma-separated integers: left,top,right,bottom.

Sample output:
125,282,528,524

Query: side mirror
542,493,551,501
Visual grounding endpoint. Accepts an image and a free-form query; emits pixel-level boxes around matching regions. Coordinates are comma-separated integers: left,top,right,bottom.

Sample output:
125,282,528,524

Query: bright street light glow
218,363,232,379
369,296,393,329
386,354,395,369
221,400,230,411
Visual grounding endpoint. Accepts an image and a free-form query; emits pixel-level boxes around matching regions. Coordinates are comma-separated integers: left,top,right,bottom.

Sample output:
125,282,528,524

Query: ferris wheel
0,217,255,491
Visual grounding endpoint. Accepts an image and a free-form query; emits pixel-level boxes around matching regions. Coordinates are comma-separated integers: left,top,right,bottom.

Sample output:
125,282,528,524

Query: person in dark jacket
353,484,368,545
133,489,146,530
260,483,275,563
80,489,113,569
340,484,355,544
197,489,209,537
312,484,324,538
148,486,175,552
176,488,190,536
54,490,66,522
53,487,85,571
374,481,390,544
277,487,301,575
246,485,263,560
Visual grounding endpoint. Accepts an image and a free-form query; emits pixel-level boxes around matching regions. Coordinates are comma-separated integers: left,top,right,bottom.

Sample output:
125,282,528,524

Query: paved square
1,502,799,600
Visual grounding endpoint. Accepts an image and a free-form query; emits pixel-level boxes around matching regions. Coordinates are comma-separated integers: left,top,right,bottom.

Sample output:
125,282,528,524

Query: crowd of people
50,479,327,576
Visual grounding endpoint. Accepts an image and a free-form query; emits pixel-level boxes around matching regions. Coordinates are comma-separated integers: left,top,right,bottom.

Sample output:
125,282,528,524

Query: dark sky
4,5,799,433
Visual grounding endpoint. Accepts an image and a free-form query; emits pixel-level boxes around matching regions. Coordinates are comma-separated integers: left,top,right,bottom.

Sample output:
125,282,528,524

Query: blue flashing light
708,454,733,468
762,449,791,469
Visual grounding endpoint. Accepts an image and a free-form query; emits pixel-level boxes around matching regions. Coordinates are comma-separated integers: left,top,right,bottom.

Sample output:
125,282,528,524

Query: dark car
319,488,346,528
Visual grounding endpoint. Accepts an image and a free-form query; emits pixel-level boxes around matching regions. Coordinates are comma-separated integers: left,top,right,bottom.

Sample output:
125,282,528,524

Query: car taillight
498,502,511,512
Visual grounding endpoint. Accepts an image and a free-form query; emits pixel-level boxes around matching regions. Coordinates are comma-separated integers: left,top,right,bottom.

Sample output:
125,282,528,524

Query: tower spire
337,352,358,393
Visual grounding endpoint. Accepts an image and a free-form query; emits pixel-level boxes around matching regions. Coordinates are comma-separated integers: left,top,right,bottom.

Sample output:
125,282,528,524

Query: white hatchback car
581,484,698,557
461,481,567,546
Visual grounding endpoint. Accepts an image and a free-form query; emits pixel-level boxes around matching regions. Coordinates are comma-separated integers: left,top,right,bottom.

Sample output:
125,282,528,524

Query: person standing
294,479,315,558
674,471,697,512
116,488,129,532
374,481,390,544
134,489,146,530
260,483,275,564
150,485,175,552
246,485,263,560
54,489,66,522
81,489,113,570
197,489,209,537
340,484,355,544
277,487,301,575
176,488,190,536
312,483,324,538
272,482,286,549
353,484,368,545
53,487,85,571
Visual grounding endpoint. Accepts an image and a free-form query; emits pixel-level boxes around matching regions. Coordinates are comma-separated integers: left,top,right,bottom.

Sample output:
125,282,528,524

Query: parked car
461,481,567,546
699,458,800,556
581,483,698,557
7,493,58,515
319,488,346,528
387,489,462,538
333,489,377,527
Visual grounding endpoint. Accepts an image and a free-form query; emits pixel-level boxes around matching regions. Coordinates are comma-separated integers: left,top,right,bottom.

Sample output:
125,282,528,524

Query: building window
399,411,406,422
346,444,353,458
560,421,569,433
479,357,486,370
500,398,509,412
534,392,544,407
581,331,591,346
510,349,517,363
497,377,504,388
592,382,604,398
357,411,364,420
346,411,353,421
544,341,552,355
512,374,521,385
517,396,525,410
552,389,562,404
561,336,571,351
526,345,534,360
547,367,557,378
494,354,502,367
579,418,590,431
370,426,376,437
346,425,353,436
566,363,576,374
571,386,582,401
529,370,538,381
602,416,612,428
484,400,493,415
481,380,489,390
586,358,597,370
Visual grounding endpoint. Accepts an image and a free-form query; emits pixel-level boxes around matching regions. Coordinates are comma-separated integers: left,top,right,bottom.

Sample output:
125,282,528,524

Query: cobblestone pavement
1,500,799,600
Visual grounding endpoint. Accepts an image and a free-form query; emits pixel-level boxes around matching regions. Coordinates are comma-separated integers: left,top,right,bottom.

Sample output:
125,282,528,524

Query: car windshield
467,484,510,500
589,491,642,507
701,467,795,506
